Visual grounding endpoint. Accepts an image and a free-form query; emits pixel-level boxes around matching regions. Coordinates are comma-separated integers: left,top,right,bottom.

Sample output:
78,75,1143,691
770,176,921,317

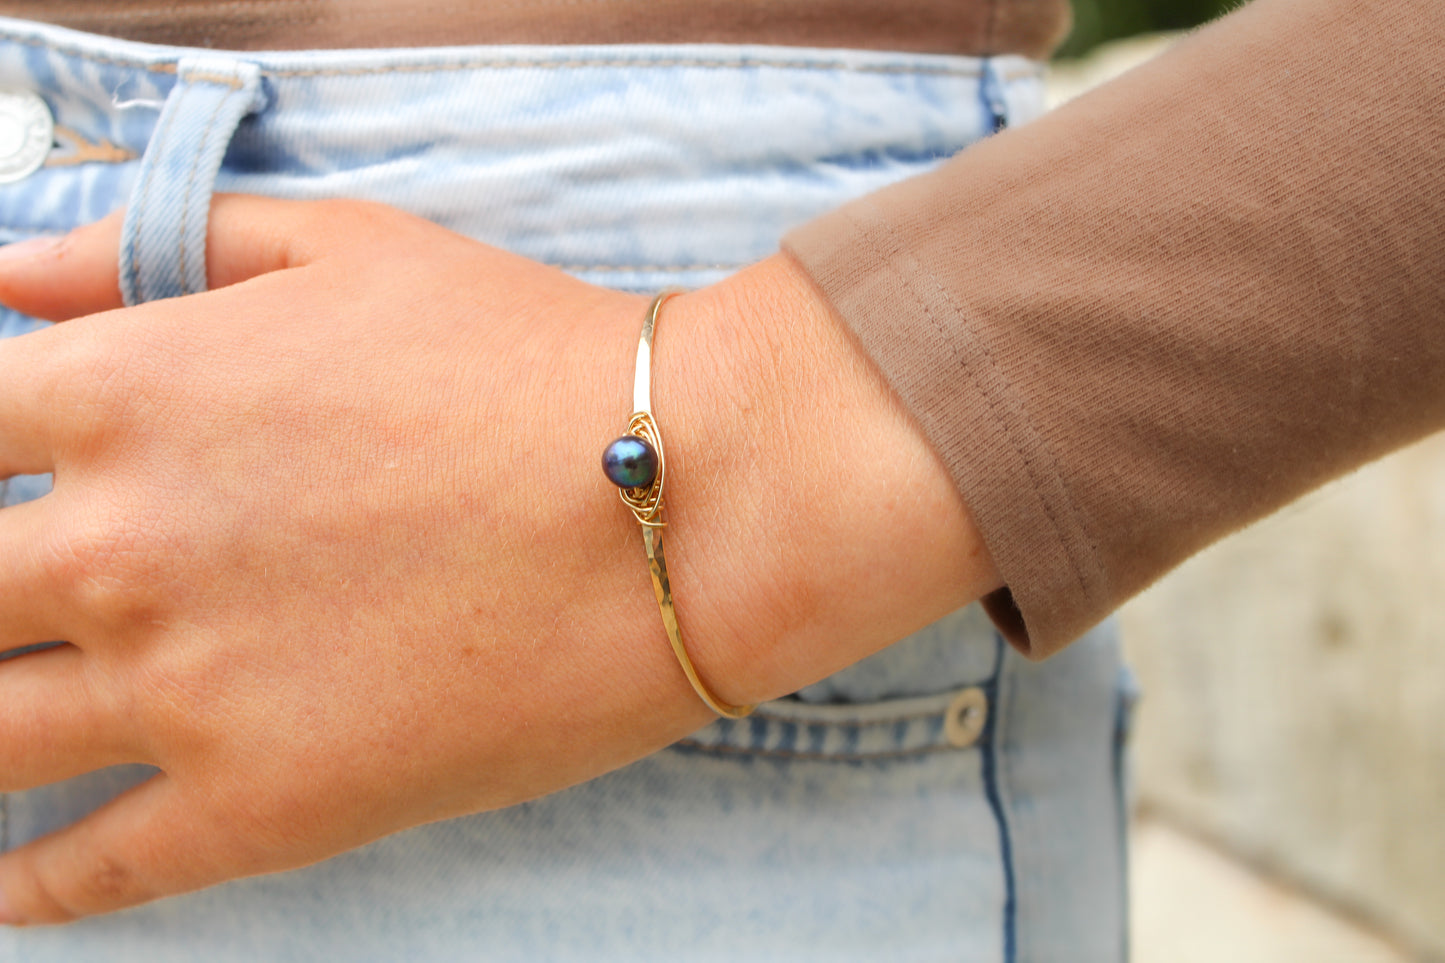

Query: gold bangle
600,290,755,719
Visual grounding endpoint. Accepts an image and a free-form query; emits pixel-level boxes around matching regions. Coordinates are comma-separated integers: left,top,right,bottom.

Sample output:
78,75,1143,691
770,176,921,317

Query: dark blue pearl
602,435,658,489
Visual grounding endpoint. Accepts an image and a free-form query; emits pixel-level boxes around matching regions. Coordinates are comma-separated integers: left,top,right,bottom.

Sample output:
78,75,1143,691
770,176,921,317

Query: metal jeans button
944,686,989,748
0,89,53,183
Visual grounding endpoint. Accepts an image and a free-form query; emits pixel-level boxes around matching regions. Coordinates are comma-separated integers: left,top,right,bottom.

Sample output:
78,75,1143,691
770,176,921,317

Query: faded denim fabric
0,18,1128,961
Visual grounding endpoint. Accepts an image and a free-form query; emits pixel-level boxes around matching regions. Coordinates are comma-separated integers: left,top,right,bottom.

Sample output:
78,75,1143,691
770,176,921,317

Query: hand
0,196,994,924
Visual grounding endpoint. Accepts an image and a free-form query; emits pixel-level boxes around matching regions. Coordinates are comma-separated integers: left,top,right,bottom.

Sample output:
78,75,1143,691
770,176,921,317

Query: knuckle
68,849,146,910
45,513,122,580
49,322,123,398
33,325,163,446
41,508,164,624
21,327,103,420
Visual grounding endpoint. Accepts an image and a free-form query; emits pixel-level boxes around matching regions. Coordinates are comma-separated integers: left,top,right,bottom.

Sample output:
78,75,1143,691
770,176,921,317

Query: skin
0,195,997,925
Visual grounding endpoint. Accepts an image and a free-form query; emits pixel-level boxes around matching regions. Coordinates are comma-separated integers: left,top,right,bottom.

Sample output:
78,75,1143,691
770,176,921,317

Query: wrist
651,253,999,708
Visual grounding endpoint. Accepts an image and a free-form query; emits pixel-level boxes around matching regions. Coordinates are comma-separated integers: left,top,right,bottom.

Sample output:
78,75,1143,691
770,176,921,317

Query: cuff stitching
837,200,1107,633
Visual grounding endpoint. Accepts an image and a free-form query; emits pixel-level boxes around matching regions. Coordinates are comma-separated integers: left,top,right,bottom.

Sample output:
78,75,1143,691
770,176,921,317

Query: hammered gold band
611,290,754,720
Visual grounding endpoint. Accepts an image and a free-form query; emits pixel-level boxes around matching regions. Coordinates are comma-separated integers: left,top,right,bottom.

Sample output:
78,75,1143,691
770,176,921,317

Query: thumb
0,194,353,322
0,774,247,925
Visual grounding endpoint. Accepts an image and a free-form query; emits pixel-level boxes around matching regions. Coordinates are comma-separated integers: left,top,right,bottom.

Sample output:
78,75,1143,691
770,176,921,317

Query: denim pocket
675,681,994,762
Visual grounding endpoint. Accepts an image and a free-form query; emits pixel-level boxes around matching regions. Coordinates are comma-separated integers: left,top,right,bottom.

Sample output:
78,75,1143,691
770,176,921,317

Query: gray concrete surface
1132,817,1415,963
1046,34,1445,960
1121,435,1445,958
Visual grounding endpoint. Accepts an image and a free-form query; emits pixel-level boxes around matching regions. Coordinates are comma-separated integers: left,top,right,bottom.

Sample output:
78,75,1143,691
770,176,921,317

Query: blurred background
1052,7,1445,962
1054,0,1232,58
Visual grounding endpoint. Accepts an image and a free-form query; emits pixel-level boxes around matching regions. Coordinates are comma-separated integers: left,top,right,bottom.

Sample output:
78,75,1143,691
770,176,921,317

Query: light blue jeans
0,17,1132,961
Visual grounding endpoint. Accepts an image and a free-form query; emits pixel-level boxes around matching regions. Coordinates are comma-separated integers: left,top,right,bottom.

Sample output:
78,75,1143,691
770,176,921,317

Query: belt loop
119,57,267,307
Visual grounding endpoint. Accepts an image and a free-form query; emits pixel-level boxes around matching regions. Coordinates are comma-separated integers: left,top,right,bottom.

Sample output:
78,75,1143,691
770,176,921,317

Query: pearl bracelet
601,290,755,719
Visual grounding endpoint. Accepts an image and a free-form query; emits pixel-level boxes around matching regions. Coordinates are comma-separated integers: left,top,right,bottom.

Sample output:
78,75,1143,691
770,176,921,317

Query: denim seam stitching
179,69,245,90
0,31,1045,81
0,36,176,73
998,653,1020,962
978,635,1017,963
48,124,138,167
178,80,242,295
746,706,965,726
672,740,960,762
266,60,1038,80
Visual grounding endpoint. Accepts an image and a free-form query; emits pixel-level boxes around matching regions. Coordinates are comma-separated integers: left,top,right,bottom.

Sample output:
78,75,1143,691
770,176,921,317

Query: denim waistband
0,16,1045,294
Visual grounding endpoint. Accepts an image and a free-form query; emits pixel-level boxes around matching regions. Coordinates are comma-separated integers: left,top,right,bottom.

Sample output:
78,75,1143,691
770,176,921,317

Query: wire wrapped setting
619,410,665,528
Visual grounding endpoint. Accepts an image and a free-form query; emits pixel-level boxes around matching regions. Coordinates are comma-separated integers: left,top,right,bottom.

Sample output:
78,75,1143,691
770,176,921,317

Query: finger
0,212,123,321
0,195,406,323
0,774,244,924
205,194,388,287
0,499,78,644
0,321,80,478
0,643,136,792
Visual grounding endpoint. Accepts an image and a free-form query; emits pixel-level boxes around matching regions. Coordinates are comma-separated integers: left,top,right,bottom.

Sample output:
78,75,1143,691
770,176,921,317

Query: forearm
785,0,1445,655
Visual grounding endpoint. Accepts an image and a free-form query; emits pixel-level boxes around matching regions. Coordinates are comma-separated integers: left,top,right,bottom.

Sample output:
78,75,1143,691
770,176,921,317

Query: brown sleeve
783,0,1445,658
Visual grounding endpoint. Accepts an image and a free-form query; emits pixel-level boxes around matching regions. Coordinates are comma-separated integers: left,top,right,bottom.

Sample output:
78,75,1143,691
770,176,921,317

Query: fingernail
0,235,62,263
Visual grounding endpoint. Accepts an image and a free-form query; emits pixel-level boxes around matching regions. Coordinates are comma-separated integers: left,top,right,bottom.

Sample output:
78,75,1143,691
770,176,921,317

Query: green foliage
1055,0,1238,59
